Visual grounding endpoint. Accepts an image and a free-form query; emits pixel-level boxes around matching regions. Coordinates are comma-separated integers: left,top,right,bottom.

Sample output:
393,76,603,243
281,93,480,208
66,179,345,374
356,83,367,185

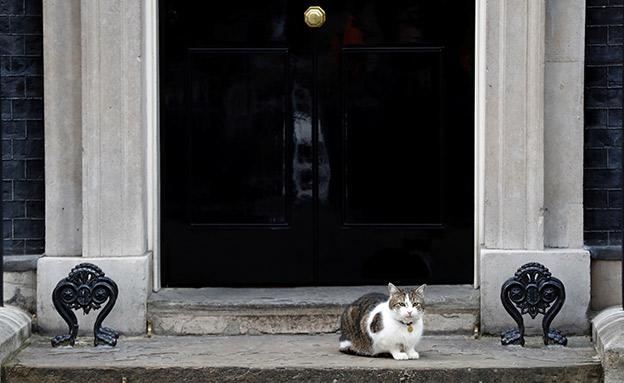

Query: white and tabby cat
339,283,426,360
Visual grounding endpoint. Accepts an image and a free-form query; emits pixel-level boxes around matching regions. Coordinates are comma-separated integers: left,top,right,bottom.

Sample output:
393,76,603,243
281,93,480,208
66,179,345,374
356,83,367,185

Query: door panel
160,0,474,286
342,48,442,225
188,50,289,225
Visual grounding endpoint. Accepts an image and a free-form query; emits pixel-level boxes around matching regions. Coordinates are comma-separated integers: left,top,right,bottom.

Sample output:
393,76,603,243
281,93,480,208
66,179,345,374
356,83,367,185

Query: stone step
147,285,479,335
2,334,601,383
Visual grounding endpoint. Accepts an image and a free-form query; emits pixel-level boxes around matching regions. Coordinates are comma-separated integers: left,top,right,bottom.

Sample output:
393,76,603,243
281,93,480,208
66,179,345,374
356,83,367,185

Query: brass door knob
304,6,326,28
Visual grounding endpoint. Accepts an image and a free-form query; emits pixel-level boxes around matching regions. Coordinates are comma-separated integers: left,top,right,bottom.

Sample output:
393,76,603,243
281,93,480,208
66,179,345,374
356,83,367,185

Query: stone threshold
2,334,602,383
147,285,479,335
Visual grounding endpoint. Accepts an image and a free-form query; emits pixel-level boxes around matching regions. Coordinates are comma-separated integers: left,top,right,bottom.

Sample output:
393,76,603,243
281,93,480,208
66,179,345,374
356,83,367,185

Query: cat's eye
397,302,406,307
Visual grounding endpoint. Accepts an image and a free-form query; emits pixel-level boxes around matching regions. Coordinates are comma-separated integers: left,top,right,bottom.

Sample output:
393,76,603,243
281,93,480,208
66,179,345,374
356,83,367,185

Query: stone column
81,0,147,257
479,0,590,335
543,0,585,249
38,0,151,336
483,0,545,250
43,0,82,257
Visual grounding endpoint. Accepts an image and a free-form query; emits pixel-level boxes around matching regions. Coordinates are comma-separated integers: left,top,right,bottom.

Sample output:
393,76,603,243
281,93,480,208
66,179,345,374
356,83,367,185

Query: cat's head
387,282,426,322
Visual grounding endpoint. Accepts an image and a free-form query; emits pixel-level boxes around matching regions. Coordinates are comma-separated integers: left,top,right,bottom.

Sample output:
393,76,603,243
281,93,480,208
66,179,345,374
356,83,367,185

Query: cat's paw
407,350,420,359
390,351,409,360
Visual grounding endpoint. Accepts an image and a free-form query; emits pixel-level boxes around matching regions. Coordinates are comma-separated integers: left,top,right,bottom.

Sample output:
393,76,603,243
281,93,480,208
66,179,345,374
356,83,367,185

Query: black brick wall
0,0,44,256
584,0,624,255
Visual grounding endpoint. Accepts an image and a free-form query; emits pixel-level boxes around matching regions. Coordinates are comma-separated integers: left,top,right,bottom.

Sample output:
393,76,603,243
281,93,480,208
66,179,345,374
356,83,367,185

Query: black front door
160,1,474,287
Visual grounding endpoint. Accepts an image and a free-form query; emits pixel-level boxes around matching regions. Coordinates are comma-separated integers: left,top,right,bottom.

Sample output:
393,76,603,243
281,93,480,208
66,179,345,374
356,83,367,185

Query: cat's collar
400,320,415,333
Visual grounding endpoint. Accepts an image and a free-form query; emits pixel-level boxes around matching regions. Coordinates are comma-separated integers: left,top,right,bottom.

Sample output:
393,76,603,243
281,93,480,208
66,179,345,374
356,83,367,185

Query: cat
339,283,426,360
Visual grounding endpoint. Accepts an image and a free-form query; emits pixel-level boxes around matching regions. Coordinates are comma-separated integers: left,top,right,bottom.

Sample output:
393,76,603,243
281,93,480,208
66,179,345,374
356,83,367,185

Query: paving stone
2,335,602,383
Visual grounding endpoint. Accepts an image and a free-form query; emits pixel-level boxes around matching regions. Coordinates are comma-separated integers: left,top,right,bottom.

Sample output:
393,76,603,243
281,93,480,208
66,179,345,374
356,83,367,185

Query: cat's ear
414,284,427,296
388,282,400,295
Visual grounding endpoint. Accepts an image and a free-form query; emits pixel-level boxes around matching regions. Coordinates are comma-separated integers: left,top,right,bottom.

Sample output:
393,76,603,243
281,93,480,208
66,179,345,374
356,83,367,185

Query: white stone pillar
543,0,586,249
483,0,545,251
43,0,82,257
38,0,151,336
81,0,147,257
479,0,590,335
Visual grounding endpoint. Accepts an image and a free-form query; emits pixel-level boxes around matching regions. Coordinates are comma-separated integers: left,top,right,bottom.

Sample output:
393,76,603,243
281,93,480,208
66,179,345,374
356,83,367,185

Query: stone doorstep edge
592,306,624,383
0,306,32,366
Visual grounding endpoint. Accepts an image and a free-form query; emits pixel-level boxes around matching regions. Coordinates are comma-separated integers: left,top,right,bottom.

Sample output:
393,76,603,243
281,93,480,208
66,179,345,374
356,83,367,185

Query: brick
585,109,608,128
10,15,42,35
584,231,609,246
585,168,623,188
2,139,12,159
608,190,623,208
609,231,623,246
588,0,609,6
607,66,623,88
2,159,25,179
0,57,9,75
585,128,621,147
586,45,624,65
13,179,43,200
26,120,42,138
586,88,608,107
586,26,608,45
585,148,608,167
24,239,43,254
4,200,25,218
25,75,42,97
0,0,24,15
3,219,10,239
607,147,622,168
585,209,622,230
3,180,12,200
1,100,10,120
13,218,43,238
4,240,25,255
25,159,42,179
586,66,608,87
2,120,26,139
0,75,24,97
11,98,43,119
9,56,42,75
24,0,42,16
0,34,24,55
586,88,623,108
0,16,8,33
26,200,43,218
607,89,623,107
13,139,43,159
608,108,622,127
609,25,623,45
585,189,608,208
587,7,624,26
24,34,41,55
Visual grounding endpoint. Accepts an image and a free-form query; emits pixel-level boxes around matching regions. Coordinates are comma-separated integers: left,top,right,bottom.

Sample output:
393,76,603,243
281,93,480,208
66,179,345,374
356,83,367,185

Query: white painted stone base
480,249,590,335
37,254,152,336
591,260,622,311
592,306,624,383
4,270,37,314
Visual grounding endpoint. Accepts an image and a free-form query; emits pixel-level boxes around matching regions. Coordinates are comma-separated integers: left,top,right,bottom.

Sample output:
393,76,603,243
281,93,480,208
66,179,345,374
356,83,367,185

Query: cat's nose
407,311,412,316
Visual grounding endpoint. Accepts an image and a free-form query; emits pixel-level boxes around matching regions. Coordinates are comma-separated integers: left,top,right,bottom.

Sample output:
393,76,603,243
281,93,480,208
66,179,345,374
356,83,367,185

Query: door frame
147,0,484,291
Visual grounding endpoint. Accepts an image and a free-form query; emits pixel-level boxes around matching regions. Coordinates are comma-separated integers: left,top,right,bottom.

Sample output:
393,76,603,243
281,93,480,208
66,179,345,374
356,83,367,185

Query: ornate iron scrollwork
500,262,567,346
51,263,119,347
